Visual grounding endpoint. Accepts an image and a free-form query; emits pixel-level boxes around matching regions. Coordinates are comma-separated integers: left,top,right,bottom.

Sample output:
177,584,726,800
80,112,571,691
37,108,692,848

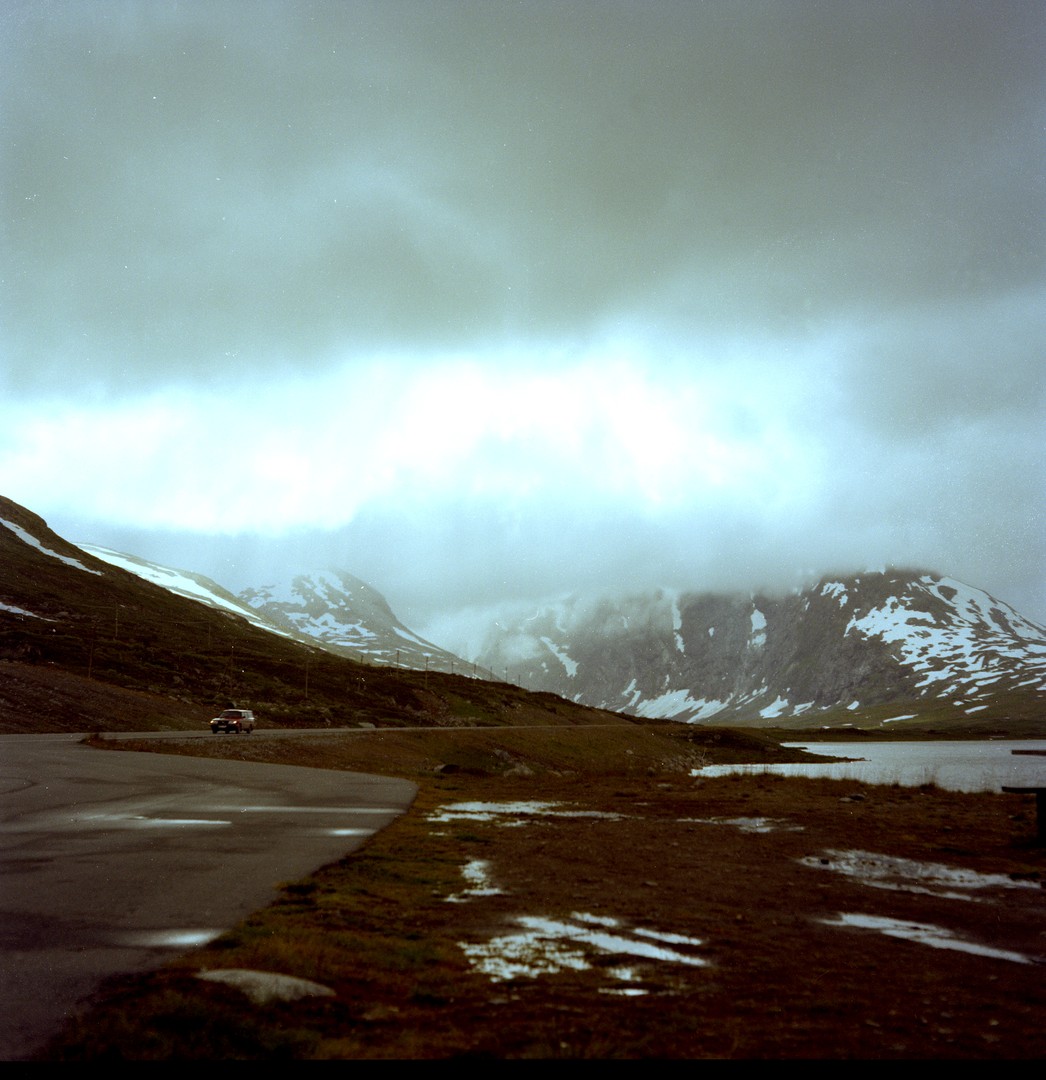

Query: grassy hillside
0,496,629,733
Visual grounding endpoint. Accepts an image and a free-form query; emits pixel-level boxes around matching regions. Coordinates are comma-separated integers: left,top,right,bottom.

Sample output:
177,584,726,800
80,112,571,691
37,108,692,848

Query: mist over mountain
239,570,481,676
4,491,1042,733
6,4,1044,678
71,543,1046,731
473,572,1046,727
0,494,614,733
77,547,480,676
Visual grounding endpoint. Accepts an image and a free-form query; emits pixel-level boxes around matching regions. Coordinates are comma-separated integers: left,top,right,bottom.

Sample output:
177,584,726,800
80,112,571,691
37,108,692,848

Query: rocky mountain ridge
74,549,1046,728
78,549,480,676
12,496,1041,730
239,570,482,675
474,571,1046,726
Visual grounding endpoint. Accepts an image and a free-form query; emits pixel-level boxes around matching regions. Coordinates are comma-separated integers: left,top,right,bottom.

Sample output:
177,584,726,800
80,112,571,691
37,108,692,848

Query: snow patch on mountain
821,581,848,607
845,575,1046,698
475,571,1046,726
240,569,475,674
749,607,767,649
540,636,578,677
0,600,51,620
633,688,729,722
79,545,293,637
6,519,103,576
669,590,685,654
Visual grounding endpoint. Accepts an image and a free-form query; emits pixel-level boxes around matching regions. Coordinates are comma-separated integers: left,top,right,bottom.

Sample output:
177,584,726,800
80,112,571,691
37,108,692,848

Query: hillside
0,496,627,734
5,492,1043,736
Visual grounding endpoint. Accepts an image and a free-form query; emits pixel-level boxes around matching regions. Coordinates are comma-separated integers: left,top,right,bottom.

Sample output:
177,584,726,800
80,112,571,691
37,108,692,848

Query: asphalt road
0,733,417,1060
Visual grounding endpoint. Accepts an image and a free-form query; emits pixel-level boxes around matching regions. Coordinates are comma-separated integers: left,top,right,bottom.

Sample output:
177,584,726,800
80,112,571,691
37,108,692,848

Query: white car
209,709,255,734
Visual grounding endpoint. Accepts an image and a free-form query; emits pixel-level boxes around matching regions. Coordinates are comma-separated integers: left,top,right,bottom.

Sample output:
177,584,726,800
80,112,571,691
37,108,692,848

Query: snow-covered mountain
74,539,1046,728
239,569,479,674
78,549,477,675
78,546,298,639
474,571,1046,726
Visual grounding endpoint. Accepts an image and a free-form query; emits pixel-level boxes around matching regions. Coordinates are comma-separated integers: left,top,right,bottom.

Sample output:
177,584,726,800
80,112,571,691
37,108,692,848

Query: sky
2,0,1044,652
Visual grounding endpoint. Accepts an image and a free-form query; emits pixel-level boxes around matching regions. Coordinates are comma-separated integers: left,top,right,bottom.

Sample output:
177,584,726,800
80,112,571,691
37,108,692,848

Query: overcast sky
2,0,1043,649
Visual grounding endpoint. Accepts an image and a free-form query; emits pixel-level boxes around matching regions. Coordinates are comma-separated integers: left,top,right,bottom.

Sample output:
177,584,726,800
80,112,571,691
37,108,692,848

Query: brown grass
37,729,1046,1060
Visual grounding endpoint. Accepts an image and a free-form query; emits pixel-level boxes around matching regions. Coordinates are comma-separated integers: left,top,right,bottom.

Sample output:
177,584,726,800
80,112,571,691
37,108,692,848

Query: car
209,708,255,734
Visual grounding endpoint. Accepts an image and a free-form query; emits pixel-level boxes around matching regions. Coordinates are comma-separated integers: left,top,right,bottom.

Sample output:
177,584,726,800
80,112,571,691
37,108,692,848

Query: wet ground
35,768,1046,1059
414,775,1046,1057
0,735,415,1060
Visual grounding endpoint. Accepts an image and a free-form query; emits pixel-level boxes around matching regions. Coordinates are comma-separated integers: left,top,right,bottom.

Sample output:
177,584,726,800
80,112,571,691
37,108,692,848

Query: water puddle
47,805,401,832
800,849,1041,900
446,859,502,903
115,928,223,948
429,801,622,827
823,913,1039,965
461,911,707,989
210,805,402,816
685,816,803,834
73,813,232,829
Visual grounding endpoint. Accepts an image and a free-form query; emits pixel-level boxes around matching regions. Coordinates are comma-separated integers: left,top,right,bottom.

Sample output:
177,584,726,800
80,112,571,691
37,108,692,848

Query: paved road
0,733,417,1060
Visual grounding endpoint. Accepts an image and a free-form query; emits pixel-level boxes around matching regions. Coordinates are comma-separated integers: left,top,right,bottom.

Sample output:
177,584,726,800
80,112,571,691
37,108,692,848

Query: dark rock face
239,569,473,674
476,571,1046,725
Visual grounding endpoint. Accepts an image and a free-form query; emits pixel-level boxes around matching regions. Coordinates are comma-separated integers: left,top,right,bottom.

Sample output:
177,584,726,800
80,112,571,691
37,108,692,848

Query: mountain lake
696,740,1046,793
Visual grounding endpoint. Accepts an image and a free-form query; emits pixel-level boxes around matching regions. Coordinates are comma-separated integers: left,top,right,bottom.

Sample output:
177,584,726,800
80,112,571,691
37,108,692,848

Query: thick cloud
1,1,1043,642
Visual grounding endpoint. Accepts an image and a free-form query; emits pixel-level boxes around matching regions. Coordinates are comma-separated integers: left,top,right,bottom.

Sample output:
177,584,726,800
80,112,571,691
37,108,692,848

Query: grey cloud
840,293,1046,441
3,1,1043,633
5,1,1043,388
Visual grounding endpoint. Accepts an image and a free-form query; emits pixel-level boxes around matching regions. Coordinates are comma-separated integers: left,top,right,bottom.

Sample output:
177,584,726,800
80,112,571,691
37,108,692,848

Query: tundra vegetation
35,724,1046,1060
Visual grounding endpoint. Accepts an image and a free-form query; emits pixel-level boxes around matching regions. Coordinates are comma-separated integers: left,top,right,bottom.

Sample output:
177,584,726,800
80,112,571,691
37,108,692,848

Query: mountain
79,545,300,640
0,494,623,733
6,490,1042,734
238,570,481,675
77,548,475,674
474,571,1046,728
